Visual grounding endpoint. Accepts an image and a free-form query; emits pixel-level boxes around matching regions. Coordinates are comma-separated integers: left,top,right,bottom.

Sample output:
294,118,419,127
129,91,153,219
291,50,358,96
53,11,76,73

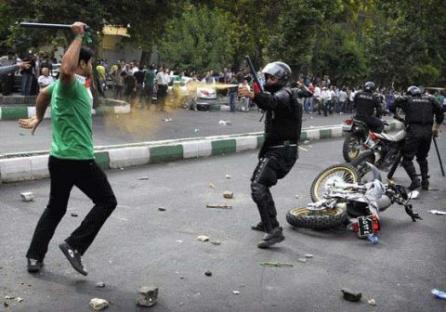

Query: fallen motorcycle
287,164,421,240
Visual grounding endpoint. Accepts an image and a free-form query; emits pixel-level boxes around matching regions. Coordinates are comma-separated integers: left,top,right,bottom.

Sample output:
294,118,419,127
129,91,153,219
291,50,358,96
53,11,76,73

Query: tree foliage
1,0,445,87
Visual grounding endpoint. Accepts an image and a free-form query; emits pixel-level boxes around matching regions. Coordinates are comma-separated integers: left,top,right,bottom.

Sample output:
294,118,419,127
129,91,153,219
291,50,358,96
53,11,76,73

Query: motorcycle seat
352,118,368,128
375,130,406,142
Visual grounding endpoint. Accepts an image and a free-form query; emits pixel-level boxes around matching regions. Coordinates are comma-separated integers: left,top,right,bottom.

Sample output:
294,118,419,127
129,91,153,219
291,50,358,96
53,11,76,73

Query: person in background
37,67,54,90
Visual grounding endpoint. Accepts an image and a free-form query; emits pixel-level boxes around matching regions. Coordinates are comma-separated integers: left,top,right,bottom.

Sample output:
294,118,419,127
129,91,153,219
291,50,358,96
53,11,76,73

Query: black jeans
26,156,117,261
251,145,297,233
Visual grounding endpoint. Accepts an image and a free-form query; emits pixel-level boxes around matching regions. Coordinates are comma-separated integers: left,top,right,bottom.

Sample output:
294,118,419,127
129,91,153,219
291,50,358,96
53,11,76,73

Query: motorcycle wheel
350,150,376,178
286,206,347,230
310,164,360,202
342,132,364,162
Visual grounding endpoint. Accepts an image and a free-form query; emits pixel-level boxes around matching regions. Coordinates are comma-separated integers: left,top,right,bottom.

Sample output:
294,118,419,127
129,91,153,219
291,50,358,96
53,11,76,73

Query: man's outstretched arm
18,86,52,135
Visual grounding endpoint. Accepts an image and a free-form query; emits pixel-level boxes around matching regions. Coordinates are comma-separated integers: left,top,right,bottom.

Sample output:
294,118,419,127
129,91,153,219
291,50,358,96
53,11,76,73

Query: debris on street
20,192,34,202
70,212,78,217
432,288,446,300
233,290,240,295
225,174,231,179
209,182,216,189
197,235,210,242
223,191,234,199
368,298,377,306
429,210,446,216
260,262,293,268
158,207,166,212
204,270,212,277
206,204,232,209
137,286,159,307
341,288,362,302
89,298,109,311
96,282,106,288
138,177,149,180
297,258,307,263
304,254,314,259
211,240,222,246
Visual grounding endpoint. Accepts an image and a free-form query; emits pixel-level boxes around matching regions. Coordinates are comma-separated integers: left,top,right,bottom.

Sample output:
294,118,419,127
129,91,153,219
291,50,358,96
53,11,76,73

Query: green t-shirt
48,78,94,160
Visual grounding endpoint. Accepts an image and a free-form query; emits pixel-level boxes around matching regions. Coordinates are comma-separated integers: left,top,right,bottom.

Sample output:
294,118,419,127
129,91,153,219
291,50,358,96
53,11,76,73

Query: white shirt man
37,67,54,89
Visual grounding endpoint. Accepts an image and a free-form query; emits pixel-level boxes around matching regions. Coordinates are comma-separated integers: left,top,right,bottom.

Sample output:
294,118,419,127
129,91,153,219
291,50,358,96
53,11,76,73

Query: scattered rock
4,302,9,308
297,258,307,263
96,282,106,288
341,288,362,302
15,297,23,303
163,118,173,122
194,128,200,133
138,177,149,180
260,262,293,268
20,192,34,202
70,212,78,217
158,207,166,212
211,241,222,246
304,254,313,259
223,191,234,199
303,140,310,144
209,182,216,189
180,276,184,280
225,174,231,179
206,204,232,209
119,167,124,171
295,194,300,199
233,290,240,295
89,298,109,311
137,286,158,307
204,270,212,277
197,235,210,242
4,296,14,300
176,240,183,244
368,298,376,306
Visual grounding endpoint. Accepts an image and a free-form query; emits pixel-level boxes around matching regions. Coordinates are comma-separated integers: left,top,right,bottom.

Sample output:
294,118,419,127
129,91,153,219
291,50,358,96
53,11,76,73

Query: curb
0,121,403,183
0,98,131,120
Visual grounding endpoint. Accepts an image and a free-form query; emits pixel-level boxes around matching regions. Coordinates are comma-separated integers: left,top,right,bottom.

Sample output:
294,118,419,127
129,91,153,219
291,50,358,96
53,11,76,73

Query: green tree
158,5,235,72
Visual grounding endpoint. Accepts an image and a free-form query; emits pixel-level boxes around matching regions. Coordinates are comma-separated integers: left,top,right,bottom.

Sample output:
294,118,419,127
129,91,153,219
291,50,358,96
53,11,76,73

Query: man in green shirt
19,22,117,276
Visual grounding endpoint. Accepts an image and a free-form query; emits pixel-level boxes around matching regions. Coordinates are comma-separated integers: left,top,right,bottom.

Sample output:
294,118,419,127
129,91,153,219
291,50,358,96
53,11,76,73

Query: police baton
20,22,90,31
432,136,445,177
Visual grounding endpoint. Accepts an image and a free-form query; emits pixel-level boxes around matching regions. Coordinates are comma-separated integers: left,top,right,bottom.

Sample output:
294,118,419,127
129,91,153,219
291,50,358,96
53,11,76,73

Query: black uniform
251,86,309,233
353,90,384,133
393,95,444,188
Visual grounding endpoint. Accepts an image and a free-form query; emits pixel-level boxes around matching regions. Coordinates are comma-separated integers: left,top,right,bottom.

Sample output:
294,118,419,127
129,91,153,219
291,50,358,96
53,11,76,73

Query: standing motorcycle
287,164,421,239
342,118,370,162
349,118,406,180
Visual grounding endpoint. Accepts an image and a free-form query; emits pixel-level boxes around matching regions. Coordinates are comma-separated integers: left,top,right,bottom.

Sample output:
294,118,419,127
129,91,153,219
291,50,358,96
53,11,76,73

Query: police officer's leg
401,131,421,190
416,131,432,190
250,157,280,233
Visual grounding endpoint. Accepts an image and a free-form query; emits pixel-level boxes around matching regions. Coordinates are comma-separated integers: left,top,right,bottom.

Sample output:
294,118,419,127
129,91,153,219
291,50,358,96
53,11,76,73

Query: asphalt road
1,137,445,312
0,109,349,154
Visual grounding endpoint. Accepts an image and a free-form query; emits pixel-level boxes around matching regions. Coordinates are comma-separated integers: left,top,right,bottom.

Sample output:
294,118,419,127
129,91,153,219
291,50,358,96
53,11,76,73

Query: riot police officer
353,81,384,133
239,62,311,248
393,86,444,190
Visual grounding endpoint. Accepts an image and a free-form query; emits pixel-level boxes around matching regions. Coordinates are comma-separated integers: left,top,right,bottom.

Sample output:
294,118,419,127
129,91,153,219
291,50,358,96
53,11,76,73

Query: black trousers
26,156,117,261
251,145,297,233
401,125,432,180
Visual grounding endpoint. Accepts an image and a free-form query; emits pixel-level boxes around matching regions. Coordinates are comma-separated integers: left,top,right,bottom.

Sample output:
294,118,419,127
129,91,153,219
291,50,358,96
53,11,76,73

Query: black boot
408,178,421,191
27,258,44,273
402,160,420,191
418,159,429,190
257,226,285,249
